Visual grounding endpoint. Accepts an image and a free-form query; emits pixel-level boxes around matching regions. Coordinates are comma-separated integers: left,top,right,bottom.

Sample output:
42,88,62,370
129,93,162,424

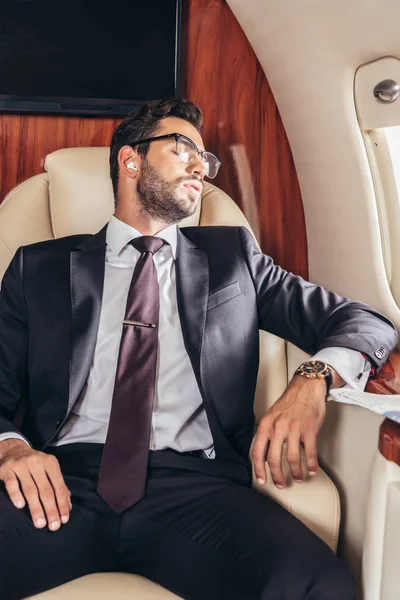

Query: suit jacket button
56,419,62,427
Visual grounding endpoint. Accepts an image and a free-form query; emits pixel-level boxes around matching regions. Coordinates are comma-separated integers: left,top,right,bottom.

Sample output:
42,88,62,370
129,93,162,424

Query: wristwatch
294,360,333,395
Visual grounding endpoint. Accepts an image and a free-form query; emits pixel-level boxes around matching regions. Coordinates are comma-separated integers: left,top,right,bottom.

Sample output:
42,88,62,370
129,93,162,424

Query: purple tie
97,236,164,512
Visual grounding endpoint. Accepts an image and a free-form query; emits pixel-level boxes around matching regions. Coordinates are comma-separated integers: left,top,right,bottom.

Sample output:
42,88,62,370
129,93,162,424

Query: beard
136,158,199,225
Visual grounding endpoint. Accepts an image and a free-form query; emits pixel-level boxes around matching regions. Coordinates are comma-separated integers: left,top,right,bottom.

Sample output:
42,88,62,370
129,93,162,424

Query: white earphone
127,161,138,171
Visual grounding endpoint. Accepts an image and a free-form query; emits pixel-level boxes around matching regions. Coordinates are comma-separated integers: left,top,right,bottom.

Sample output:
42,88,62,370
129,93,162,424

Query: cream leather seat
0,148,340,600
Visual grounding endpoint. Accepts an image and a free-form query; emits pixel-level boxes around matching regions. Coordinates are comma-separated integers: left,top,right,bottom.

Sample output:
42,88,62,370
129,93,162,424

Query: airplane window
364,125,400,306
354,57,400,309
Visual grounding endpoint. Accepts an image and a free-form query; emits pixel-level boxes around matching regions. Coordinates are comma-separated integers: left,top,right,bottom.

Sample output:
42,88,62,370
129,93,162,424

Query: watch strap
295,361,333,396
324,369,333,394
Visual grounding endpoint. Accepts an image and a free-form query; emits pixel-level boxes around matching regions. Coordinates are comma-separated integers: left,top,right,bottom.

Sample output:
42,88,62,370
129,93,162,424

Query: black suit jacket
0,225,397,469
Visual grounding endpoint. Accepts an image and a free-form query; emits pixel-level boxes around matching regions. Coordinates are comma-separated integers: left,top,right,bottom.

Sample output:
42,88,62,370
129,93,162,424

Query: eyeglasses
128,133,221,179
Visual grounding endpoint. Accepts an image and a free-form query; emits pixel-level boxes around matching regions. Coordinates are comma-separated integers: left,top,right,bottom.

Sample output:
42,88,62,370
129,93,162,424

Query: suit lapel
175,229,209,379
68,225,107,413
68,225,209,412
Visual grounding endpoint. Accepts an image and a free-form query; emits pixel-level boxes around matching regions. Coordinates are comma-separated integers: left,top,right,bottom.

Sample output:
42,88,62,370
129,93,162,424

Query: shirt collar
106,215,177,259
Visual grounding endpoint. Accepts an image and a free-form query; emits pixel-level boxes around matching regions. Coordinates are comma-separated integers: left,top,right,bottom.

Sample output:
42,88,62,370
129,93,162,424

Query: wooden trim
379,418,400,466
366,348,400,395
366,349,400,466
180,0,307,278
0,114,121,201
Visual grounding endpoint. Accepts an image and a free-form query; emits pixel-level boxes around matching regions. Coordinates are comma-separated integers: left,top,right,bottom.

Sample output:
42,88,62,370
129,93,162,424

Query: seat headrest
45,147,202,239
0,146,259,278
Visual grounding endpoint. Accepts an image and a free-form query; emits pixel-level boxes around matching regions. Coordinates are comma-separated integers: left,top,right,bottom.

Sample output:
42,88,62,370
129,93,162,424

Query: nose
187,153,207,178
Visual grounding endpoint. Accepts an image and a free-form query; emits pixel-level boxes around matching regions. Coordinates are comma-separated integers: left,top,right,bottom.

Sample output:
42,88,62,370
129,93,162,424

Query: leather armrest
250,439,340,553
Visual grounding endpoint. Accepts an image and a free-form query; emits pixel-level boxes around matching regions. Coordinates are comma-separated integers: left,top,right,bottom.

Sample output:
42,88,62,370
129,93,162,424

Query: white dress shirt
0,217,371,455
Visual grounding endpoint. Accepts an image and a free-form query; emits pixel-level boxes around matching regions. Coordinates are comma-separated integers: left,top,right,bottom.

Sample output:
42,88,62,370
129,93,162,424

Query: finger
17,466,47,529
302,429,319,476
286,425,303,482
45,455,72,524
266,423,287,488
3,472,26,509
251,425,271,484
30,465,63,531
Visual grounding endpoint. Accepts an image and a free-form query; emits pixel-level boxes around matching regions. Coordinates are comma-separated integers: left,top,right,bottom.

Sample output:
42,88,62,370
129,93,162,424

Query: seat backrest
0,147,287,419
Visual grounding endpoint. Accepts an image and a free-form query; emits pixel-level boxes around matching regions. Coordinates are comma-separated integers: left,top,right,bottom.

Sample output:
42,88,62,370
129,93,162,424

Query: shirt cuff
0,432,31,446
312,347,371,391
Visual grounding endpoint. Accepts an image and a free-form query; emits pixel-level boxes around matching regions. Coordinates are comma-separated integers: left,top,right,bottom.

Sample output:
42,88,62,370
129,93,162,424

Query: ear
118,145,141,177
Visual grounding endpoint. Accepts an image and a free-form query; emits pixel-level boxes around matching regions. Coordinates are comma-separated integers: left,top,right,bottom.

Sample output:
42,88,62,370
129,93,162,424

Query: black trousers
0,443,355,600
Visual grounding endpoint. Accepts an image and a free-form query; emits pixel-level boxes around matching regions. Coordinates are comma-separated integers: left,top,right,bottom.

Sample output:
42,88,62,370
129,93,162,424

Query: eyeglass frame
126,132,222,179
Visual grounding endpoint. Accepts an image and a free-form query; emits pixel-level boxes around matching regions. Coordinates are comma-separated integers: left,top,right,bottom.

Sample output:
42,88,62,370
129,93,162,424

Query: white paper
328,388,400,424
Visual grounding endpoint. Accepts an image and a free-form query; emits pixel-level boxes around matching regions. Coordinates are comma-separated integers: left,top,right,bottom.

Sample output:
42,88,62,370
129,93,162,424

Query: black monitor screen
0,0,182,115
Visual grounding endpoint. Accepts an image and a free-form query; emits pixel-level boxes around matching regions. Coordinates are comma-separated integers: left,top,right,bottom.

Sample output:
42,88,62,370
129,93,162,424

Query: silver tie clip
123,319,156,328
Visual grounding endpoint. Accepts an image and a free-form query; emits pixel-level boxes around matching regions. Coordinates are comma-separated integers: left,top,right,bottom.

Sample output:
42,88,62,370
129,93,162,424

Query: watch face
302,361,326,374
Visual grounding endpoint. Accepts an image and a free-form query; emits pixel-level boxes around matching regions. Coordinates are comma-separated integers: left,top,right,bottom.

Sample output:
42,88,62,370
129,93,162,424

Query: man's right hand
0,439,72,531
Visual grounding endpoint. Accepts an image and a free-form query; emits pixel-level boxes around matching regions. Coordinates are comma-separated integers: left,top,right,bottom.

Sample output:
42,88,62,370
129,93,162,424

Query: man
0,98,397,600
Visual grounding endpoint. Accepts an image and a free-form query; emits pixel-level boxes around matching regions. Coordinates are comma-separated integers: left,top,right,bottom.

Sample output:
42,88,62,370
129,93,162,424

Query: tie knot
130,236,165,255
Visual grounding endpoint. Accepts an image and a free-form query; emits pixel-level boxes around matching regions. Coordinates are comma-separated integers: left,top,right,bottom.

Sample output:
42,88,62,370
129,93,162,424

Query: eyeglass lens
176,136,220,179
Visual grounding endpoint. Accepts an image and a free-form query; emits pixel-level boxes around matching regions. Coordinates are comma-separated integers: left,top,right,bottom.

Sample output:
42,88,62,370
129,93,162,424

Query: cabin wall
226,0,400,593
0,0,307,279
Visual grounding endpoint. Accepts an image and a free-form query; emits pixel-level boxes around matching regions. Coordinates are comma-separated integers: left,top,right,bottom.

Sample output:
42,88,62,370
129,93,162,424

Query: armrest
250,439,340,553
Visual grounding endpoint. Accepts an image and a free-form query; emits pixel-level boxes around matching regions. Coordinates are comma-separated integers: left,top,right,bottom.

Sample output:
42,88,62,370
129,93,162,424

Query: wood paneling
379,418,400,466
366,350,400,464
0,114,121,200
181,0,307,277
367,349,400,395
0,0,307,278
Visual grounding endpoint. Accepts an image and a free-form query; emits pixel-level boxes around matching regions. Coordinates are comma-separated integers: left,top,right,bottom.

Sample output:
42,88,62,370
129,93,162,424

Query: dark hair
109,98,203,197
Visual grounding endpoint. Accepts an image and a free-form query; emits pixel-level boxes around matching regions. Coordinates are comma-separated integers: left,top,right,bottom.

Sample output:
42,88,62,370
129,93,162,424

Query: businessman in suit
0,98,397,600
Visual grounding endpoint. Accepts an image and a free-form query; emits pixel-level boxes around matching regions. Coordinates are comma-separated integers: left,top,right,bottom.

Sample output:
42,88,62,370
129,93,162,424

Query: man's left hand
252,376,329,488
